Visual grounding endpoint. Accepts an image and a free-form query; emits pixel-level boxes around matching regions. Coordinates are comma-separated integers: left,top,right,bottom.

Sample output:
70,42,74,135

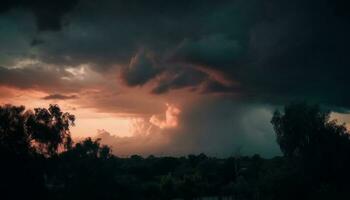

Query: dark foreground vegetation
1,103,350,199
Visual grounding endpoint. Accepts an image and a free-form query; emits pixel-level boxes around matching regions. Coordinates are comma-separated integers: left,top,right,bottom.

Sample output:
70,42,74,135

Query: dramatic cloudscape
1,0,349,157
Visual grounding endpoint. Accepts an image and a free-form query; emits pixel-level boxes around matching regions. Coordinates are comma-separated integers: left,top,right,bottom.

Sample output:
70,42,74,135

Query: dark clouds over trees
1,0,349,158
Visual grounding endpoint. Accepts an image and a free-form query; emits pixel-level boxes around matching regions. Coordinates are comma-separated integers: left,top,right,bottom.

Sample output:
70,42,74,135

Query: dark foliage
1,103,350,199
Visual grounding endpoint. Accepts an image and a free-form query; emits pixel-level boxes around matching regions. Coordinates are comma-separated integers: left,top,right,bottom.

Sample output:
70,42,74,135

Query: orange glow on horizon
0,86,185,140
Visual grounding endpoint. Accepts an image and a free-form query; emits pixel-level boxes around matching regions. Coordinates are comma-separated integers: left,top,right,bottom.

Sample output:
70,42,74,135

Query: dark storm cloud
201,80,237,94
169,0,350,108
0,0,78,31
0,65,96,93
151,68,206,94
120,51,162,86
172,35,244,69
0,66,63,90
240,0,350,108
97,98,281,158
150,67,236,95
42,94,78,100
2,0,350,157
168,98,281,157
27,0,240,68
30,38,45,46
1,0,350,108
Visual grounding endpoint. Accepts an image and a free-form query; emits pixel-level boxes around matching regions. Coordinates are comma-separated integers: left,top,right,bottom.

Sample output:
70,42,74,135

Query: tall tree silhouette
271,103,350,158
26,104,75,156
0,105,30,155
271,102,350,197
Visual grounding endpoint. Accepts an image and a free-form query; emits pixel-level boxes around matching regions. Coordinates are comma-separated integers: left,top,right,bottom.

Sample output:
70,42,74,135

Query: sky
0,0,350,157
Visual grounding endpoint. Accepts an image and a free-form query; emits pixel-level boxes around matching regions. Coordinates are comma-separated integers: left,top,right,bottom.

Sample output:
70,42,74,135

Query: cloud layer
0,0,349,156
97,98,280,157
1,0,349,107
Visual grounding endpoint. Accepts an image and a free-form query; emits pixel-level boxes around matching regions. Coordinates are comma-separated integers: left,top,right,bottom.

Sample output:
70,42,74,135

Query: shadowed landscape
2,103,350,199
1,0,350,199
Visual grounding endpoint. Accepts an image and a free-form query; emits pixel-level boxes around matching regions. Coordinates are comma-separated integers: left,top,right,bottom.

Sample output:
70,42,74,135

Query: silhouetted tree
0,105,48,199
68,137,112,159
0,105,31,155
271,102,350,198
26,104,75,156
271,102,350,159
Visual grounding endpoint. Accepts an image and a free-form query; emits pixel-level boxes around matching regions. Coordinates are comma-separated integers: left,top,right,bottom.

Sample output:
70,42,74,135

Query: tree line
1,103,350,199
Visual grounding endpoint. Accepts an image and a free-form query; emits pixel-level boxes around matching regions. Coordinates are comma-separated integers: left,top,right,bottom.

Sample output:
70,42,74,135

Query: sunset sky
1,0,349,157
